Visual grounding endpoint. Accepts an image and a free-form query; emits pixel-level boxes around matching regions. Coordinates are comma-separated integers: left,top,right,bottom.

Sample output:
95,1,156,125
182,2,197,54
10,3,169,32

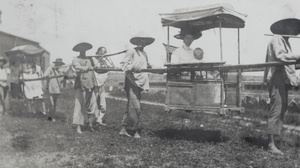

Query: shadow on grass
243,137,268,150
8,111,69,122
11,134,33,152
9,111,48,119
153,129,229,143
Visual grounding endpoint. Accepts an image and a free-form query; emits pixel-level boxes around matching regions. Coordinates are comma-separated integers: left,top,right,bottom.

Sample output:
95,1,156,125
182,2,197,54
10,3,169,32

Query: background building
0,30,50,71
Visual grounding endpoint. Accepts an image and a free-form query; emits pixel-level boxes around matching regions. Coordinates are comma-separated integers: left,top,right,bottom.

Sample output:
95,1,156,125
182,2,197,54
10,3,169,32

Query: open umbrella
5,45,45,58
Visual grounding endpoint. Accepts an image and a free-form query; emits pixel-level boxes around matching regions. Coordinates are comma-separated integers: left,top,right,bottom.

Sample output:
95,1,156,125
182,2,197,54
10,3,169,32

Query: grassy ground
110,89,300,127
110,89,166,104
0,88,300,167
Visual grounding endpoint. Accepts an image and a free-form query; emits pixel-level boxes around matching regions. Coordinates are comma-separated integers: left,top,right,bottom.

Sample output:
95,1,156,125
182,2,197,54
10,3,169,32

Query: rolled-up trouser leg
95,85,107,119
96,87,106,123
73,89,85,126
267,75,288,135
99,86,107,112
122,86,141,131
86,88,97,123
48,94,60,118
0,86,5,114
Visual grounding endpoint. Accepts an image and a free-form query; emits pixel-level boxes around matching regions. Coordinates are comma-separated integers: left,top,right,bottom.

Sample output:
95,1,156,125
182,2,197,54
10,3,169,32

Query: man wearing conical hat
119,32,154,138
263,17,300,155
44,58,65,122
170,27,202,64
0,56,9,115
71,42,98,133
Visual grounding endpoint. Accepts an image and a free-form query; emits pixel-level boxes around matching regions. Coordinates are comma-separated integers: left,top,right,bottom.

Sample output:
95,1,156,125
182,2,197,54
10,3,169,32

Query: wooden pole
219,19,223,61
167,26,170,63
237,28,242,107
218,17,224,109
238,29,240,65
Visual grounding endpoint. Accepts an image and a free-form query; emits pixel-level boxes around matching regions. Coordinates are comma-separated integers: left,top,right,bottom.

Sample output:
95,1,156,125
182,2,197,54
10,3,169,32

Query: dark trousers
11,83,22,99
267,72,289,135
0,86,6,114
121,73,142,131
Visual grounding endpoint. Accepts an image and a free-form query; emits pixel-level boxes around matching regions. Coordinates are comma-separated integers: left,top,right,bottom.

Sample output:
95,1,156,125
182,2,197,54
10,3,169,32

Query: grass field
0,88,300,168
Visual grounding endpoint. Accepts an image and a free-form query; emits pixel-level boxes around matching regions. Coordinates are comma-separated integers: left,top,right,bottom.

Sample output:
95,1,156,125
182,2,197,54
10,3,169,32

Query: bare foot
133,132,141,139
90,126,96,132
98,121,107,126
77,127,83,134
119,130,132,137
268,145,284,155
89,123,96,132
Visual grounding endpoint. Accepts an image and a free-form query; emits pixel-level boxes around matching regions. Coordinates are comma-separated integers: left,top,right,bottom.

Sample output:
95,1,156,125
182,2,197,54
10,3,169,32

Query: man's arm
120,49,134,71
72,58,91,71
273,36,300,62
92,57,100,68
43,66,52,77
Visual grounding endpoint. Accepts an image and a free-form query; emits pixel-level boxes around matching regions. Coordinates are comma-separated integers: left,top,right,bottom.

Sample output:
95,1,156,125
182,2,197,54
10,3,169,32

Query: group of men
0,54,65,119
71,43,111,134
0,14,299,154
70,32,154,138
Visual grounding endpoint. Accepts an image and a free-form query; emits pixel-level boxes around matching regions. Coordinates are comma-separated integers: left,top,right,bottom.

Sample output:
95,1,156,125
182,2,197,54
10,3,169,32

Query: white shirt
171,44,200,64
120,48,150,90
92,57,109,87
0,67,10,87
22,65,44,99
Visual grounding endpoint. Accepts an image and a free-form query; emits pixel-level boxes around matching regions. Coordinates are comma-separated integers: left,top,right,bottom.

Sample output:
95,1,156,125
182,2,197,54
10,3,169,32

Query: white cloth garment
171,44,200,64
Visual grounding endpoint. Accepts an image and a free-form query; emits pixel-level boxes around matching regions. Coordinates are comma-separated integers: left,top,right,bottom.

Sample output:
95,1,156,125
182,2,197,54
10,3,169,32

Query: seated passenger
170,27,202,64
193,47,204,61
193,47,220,79
23,59,43,99
22,58,46,113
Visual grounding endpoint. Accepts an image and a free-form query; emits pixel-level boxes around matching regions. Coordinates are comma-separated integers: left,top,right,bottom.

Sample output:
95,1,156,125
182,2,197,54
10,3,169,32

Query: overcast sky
1,0,300,68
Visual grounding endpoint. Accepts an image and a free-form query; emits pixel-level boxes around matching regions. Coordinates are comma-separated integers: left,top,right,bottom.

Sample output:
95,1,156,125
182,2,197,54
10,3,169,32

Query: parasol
5,45,45,57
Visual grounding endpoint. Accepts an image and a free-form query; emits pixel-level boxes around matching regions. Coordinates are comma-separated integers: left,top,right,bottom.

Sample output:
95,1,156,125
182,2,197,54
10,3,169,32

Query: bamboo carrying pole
87,50,127,58
264,34,300,38
16,61,300,82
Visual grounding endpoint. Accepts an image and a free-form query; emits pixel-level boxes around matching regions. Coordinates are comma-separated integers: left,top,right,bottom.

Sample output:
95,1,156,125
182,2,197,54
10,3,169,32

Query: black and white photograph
0,0,300,167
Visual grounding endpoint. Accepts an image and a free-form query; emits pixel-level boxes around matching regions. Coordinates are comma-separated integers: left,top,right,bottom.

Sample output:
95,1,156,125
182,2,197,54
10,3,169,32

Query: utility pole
54,4,58,38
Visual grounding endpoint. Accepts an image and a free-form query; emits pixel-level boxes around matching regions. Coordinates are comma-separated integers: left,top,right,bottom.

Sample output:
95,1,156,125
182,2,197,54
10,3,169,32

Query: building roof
0,30,40,44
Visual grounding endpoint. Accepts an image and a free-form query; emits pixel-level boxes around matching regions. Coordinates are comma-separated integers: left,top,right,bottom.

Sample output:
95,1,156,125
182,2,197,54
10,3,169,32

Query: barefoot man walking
264,16,300,155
